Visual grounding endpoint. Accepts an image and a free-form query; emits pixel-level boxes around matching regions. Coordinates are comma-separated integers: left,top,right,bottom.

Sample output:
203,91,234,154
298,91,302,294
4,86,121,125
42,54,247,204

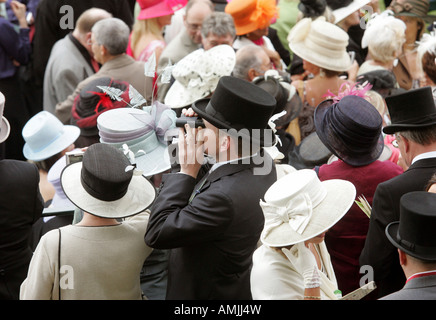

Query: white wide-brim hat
0,92,10,143
288,17,352,72
332,0,370,24
165,44,236,109
260,169,356,247
22,111,80,161
61,159,156,219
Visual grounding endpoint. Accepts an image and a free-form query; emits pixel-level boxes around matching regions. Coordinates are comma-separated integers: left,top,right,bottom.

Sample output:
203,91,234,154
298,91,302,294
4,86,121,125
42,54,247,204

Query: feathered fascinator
324,81,373,103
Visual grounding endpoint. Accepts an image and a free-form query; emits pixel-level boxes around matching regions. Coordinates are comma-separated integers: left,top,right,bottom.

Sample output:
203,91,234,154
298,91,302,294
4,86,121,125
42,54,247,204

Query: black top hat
192,76,277,147
252,75,302,127
385,191,436,261
383,86,436,135
314,95,384,167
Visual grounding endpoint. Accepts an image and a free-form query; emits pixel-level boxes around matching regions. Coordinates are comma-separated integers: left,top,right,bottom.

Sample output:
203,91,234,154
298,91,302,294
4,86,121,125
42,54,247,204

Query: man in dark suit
381,191,436,300
360,86,436,298
145,76,277,299
0,92,44,299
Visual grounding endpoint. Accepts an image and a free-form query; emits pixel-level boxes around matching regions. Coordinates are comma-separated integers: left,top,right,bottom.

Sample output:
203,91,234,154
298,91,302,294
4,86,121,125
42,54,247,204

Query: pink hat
137,0,188,20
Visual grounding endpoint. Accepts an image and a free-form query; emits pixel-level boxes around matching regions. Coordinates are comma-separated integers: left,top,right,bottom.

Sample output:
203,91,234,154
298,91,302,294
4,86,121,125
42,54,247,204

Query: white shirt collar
411,151,436,165
209,153,257,173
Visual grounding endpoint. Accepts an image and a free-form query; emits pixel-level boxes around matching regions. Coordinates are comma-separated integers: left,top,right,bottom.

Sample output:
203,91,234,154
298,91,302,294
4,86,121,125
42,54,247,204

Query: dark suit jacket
145,152,277,299
360,157,436,298
0,160,44,299
380,274,436,300
318,159,403,296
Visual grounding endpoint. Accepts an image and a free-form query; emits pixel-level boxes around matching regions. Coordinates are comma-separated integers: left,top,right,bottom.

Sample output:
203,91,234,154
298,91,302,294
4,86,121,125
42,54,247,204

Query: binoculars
175,116,204,128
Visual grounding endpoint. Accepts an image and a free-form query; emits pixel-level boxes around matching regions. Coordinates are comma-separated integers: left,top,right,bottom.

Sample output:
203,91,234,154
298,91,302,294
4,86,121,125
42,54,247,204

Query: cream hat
331,0,370,24
165,44,236,109
260,169,356,247
0,92,10,143
288,17,352,72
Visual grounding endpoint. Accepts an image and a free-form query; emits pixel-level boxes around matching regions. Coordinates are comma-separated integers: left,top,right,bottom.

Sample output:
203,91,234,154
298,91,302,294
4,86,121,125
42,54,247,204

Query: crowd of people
2,0,436,302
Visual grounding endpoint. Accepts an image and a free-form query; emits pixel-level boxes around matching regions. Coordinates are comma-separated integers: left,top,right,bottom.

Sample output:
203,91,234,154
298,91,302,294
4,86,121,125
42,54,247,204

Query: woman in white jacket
250,169,356,300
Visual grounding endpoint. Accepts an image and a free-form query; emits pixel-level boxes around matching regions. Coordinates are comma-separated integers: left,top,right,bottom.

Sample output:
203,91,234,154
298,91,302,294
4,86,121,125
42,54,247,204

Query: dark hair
422,51,436,84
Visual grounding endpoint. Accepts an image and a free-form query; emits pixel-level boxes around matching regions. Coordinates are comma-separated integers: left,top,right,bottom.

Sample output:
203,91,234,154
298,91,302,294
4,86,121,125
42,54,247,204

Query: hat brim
383,120,436,134
192,98,277,147
289,42,352,72
60,162,156,219
261,179,356,247
385,221,436,261
327,143,392,164
333,0,370,23
134,143,171,177
23,125,80,162
0,116,10,143
315,99,385,166
165,79,215,109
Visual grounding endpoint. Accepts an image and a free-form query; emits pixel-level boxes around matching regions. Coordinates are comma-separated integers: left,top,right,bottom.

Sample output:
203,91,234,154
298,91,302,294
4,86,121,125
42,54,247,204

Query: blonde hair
367,23,406,63
130,18,163,50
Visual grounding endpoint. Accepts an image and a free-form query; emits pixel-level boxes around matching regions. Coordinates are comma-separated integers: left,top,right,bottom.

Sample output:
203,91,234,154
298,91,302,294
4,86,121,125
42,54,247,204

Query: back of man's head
75,8,113,34
201,12,235,39
92,18,130,56
233,45,266,80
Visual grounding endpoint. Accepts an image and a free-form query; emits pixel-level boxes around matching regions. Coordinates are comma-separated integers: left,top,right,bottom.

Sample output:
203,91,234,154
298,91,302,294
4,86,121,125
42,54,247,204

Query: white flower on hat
287,17,313,45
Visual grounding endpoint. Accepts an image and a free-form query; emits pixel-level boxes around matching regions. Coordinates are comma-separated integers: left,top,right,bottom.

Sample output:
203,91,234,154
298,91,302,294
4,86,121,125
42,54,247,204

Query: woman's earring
393,58,399,67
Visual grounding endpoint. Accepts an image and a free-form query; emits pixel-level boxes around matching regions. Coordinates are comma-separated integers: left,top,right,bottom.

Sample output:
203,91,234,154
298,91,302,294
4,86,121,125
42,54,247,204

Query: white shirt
411,151,436,165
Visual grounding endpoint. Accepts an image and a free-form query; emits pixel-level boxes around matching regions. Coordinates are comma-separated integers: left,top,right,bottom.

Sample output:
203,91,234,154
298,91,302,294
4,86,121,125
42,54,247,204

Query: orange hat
225,0,278,35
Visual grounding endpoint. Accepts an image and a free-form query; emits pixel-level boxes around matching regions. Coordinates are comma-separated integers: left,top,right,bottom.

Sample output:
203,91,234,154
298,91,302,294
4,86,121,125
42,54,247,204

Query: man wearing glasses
360,86,436,299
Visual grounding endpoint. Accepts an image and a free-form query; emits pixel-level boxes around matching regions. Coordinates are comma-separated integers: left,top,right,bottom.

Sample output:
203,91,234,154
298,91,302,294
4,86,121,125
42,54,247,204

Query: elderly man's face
202,33,234,50
184,3,213,44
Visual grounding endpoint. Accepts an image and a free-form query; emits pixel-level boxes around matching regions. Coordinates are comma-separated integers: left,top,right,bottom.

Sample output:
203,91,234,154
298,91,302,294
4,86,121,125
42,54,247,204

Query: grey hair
398,124,436,145
232,45,265,80
92,18,130,55
201,12,236,39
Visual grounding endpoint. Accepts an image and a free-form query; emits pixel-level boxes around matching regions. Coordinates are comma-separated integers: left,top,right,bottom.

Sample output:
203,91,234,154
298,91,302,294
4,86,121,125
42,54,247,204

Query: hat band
205,101,233,127
326,104,381,153
80,166,131,202
392,113,436,126
305,34,347,57
396,230,436,257
107,130,161,159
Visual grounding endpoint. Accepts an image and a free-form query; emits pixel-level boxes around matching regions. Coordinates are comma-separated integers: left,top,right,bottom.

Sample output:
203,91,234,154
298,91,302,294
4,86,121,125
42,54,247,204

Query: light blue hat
22,111,80,161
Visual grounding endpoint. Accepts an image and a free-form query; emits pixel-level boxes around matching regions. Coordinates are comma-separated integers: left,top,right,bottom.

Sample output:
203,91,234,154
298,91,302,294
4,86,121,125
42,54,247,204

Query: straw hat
61,143,156,219
165,45,236,109
97,103,176,177
0,92,10,143
260,169,356,247
287,17,351,72
225,0,278,35
388,0,436,23
22,111,80,162
137,0,187,20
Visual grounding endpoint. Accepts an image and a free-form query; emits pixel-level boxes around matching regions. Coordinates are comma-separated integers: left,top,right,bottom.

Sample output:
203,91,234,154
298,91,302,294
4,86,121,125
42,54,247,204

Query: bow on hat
132,101,177,143
260,193,313,236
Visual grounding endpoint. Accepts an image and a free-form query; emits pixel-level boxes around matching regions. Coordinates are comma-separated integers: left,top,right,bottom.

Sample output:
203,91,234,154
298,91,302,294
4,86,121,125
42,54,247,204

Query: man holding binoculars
145,76,278,299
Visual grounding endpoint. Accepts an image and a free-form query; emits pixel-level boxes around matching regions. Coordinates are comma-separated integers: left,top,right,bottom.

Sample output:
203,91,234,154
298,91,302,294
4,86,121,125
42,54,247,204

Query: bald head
233,45,271,81
184,0,214,44
75,8,113,34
